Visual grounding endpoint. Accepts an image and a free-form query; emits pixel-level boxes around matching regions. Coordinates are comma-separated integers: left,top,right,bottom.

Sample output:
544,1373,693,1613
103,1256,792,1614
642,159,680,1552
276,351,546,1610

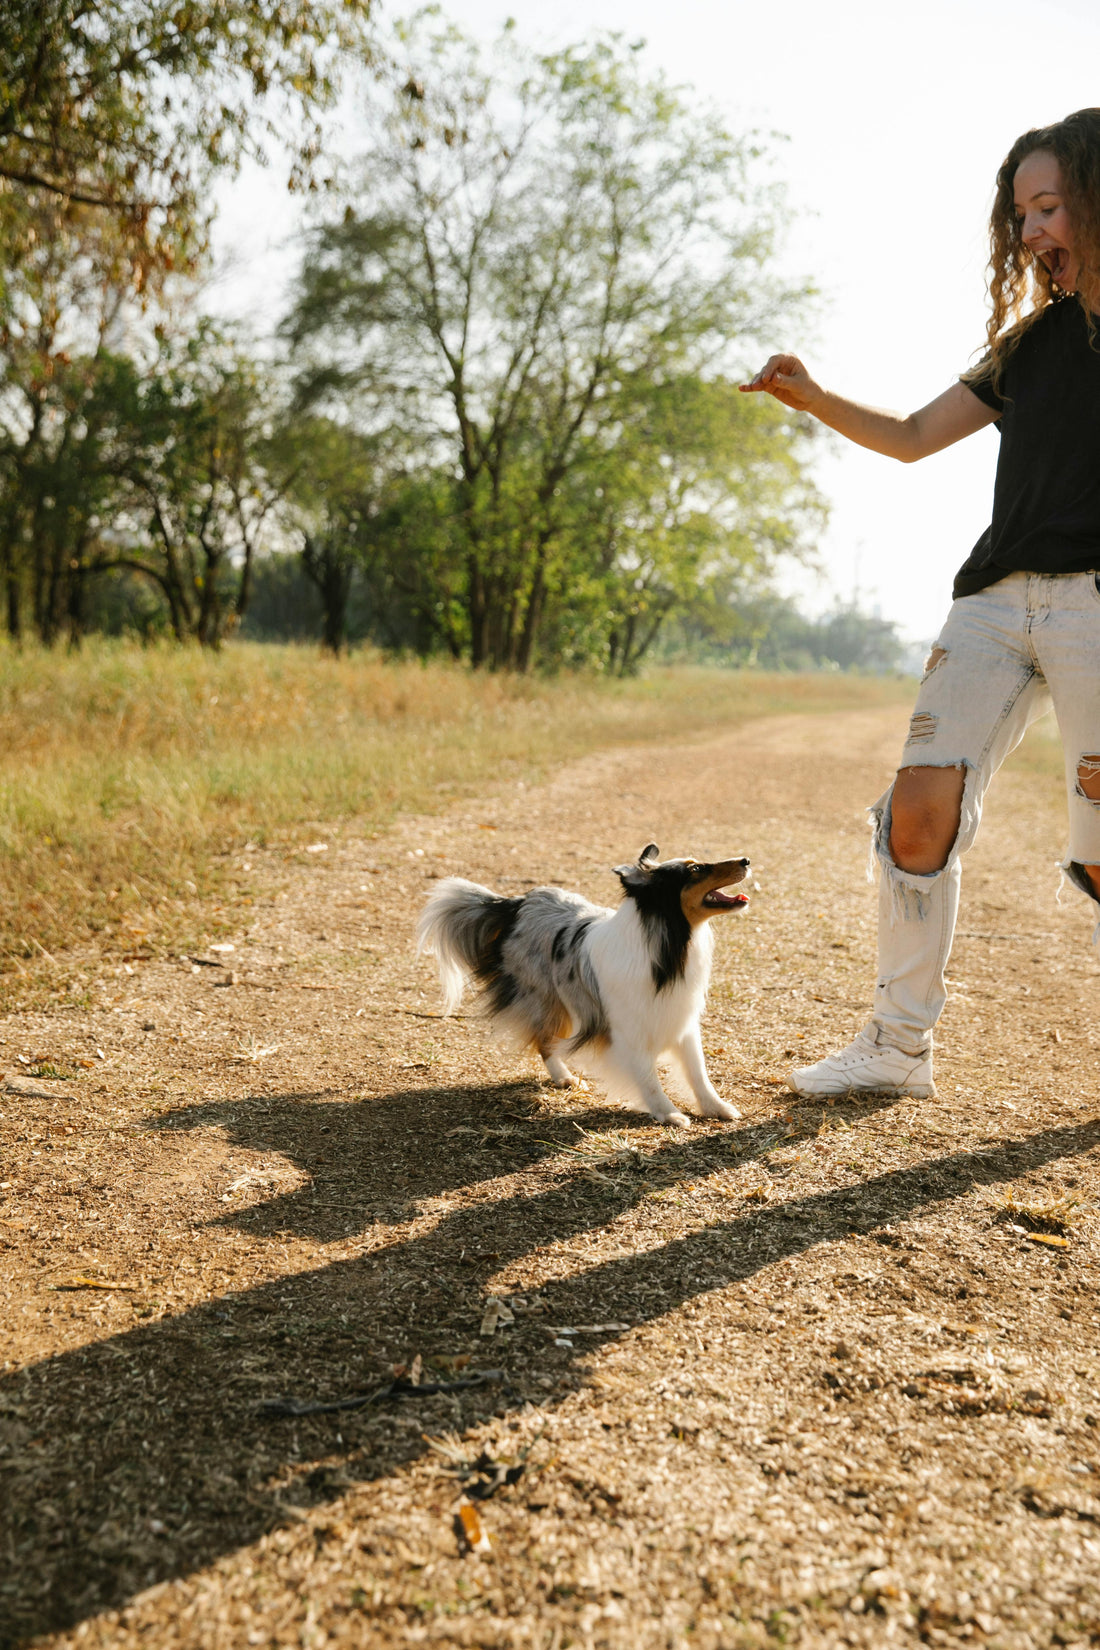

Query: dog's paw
662,1109,691,1129
542,1057,577,1088
699,1098,741,1122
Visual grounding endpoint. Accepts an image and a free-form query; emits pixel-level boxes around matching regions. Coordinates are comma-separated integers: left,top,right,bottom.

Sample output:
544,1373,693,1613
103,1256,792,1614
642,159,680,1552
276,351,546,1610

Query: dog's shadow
153,1077,708,1241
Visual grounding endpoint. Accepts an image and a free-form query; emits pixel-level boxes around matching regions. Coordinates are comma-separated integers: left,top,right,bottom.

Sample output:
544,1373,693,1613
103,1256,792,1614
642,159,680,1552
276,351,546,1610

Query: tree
0,0,375,284
546,373,826,674
661,583,906,673
0,0,378,642
284,18,819,672
0,194,143,641
0,303,294,648
275,415,394,654
102,329,292,646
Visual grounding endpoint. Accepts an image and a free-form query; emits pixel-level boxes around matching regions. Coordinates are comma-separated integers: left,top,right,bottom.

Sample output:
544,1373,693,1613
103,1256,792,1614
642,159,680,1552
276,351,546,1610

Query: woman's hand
739,353,822,413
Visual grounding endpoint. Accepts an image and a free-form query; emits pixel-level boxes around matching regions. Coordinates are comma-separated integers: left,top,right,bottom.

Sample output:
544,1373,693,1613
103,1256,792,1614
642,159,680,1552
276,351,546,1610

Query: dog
416,844,750,1127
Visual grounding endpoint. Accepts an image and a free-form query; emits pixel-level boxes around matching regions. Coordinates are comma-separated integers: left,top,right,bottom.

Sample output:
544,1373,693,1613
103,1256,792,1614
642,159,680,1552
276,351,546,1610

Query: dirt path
3,702,1100,1650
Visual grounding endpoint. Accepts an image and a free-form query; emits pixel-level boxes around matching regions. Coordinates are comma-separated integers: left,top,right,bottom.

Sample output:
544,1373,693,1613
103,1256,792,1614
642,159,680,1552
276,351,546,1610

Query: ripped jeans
867,568,1100,1056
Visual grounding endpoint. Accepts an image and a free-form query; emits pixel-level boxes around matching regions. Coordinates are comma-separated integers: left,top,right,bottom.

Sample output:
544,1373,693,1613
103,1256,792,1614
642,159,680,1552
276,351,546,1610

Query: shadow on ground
3,1076,1098,1646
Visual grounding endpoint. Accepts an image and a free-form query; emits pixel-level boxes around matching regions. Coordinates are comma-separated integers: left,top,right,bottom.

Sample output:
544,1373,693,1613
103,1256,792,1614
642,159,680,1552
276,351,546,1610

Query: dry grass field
1,652,1099,1650
0,642,910,993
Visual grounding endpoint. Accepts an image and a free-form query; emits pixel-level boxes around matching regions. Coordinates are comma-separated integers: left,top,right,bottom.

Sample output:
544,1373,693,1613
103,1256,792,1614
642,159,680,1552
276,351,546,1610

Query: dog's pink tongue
706,889,748,909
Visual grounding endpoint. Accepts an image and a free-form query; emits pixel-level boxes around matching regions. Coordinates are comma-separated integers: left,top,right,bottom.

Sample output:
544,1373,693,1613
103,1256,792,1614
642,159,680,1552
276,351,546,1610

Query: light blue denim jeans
895,568,1100,881
865,569,1100,1054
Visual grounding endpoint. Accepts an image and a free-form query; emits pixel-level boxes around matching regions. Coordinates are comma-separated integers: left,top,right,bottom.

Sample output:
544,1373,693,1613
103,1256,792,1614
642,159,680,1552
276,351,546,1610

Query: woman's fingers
739,353,801,393
738,354,820,413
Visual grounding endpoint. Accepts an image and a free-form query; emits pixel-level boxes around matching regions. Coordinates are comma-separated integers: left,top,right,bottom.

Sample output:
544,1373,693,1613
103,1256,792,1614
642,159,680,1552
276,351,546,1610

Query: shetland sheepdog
416,844,750,1128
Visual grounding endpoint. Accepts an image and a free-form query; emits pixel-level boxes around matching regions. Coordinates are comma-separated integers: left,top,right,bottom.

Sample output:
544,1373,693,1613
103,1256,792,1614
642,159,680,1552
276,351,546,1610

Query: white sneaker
788,1029,935,1099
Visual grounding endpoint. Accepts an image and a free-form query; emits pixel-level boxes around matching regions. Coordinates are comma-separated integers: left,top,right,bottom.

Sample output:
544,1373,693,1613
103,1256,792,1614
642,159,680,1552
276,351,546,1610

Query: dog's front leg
674,1027,741,1121
541,1041,577,1089
612,1042,690,1129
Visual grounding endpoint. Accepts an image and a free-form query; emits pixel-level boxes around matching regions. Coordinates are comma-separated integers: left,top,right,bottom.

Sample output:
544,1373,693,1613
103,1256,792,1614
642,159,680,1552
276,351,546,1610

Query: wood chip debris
426,1445,527,1500
548,1323,631,1335
479,1297,515,1336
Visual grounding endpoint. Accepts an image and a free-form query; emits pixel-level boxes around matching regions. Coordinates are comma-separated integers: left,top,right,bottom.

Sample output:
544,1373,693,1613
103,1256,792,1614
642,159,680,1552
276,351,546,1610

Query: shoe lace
834,1031,884,1066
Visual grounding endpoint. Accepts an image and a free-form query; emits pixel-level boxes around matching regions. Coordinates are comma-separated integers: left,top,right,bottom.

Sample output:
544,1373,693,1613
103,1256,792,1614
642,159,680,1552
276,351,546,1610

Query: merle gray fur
417,877,610,1054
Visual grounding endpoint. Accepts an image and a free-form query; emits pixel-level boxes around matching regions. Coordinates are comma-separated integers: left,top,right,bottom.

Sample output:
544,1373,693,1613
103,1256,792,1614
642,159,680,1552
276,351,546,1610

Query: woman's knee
889,765,965,873
1081,863,1100,900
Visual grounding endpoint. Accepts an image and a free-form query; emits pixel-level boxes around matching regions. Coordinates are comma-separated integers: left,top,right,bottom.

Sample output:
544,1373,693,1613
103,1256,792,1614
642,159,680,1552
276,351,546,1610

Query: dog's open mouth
701,887,749,911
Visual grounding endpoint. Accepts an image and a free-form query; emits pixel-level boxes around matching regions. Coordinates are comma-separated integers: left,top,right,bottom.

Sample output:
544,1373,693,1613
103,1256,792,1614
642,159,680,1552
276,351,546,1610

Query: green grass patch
0,640,914,986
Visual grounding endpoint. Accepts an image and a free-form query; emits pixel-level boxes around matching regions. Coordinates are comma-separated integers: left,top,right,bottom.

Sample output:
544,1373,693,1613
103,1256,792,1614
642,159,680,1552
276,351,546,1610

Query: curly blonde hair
979,107,1100,385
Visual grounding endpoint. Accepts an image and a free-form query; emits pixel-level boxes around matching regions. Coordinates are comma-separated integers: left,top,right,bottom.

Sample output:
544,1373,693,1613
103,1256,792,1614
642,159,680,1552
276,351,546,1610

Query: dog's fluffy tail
416,877,518,1015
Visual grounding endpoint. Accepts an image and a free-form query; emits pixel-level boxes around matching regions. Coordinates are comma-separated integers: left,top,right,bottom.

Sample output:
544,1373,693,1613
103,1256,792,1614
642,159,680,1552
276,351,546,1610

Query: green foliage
0,12,834,671
0,0,375,281
0,257,290,646
0,0,378,646
100,327,293,645
0,203,148,643
272,413,440,655
660,585,907,673
283,17,822,672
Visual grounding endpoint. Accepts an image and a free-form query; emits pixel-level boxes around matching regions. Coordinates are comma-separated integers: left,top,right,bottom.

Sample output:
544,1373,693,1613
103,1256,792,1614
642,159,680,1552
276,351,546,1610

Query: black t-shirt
953,297,1100,598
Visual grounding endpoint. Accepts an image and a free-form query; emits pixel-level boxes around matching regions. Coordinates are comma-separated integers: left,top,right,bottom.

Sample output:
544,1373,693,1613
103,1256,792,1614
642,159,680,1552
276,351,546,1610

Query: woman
741,108,1100,1100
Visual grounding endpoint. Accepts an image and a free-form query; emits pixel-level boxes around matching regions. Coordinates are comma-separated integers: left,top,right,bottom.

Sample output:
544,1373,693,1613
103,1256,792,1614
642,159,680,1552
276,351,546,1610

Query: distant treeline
80,558,904,674
0,7,898,674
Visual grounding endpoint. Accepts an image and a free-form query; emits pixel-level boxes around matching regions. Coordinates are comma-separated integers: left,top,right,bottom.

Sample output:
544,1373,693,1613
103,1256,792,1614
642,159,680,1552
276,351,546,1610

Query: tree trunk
301,531,353,655
514,541,549,675
67,550,88,649
321,561,352,654
0,520,23,641
466,553,490,668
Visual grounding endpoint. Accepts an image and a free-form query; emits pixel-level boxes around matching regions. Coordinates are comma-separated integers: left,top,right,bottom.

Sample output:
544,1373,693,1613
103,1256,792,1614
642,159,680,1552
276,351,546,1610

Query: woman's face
1013,150,1079,292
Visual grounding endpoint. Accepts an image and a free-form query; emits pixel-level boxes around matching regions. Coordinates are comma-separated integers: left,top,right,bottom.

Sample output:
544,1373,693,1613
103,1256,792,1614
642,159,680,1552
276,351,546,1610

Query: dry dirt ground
2,702,1100,1650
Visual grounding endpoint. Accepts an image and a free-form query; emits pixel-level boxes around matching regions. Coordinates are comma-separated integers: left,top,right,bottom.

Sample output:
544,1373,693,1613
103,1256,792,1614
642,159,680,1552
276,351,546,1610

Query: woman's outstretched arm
739,353,998,462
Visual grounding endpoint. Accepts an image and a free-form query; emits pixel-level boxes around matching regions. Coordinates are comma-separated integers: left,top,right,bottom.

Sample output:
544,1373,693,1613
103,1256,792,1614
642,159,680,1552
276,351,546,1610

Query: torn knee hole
1075,754,1100,803
1067,860,1100,903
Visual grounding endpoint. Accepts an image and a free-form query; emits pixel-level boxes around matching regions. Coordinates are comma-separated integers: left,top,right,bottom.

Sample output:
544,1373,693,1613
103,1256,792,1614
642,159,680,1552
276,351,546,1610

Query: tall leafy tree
0,0,375,284
284,17,820,672
0,0,378,641
550,374,826,674
103,329,291,646
0,253,290,647
274,415,414,655
0,196,141,639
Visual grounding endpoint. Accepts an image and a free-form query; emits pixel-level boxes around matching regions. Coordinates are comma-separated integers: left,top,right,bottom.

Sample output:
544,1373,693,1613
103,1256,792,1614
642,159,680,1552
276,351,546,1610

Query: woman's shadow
3,1074,1097,1647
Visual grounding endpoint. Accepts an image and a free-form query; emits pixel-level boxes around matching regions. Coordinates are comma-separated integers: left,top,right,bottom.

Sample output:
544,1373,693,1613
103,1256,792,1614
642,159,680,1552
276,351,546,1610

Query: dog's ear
614,845,658,891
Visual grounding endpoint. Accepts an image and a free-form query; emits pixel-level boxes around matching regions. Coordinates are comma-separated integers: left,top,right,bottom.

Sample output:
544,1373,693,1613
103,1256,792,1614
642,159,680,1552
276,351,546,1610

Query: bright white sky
210,0,1100,644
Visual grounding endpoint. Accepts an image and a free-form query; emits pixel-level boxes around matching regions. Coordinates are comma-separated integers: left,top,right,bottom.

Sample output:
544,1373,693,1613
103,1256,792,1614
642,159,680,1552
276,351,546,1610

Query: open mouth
1042,246,1071,285
701,887,749,911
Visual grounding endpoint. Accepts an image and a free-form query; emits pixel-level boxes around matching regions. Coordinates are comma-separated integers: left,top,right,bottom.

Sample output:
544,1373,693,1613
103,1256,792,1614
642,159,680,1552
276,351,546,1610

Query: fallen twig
258,1369,510,1418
